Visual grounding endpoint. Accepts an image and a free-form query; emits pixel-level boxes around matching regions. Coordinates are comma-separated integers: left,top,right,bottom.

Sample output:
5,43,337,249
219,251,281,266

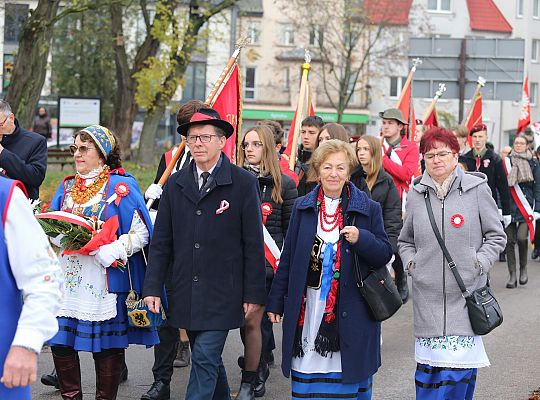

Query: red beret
469,123,487,136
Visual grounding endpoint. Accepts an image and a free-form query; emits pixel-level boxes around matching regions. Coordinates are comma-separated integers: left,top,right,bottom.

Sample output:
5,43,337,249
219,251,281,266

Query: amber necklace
70,166,109,205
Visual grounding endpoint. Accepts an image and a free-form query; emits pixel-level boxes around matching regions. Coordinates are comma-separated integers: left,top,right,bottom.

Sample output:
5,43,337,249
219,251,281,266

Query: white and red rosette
450,214,465,228
114,182,130,205
261,202,273,225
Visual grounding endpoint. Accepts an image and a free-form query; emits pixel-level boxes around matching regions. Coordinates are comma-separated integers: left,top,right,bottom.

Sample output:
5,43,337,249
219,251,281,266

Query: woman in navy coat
266,139,392,399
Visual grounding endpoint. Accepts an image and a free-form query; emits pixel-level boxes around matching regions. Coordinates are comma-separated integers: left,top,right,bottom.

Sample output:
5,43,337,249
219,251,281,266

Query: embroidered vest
0,178,31,399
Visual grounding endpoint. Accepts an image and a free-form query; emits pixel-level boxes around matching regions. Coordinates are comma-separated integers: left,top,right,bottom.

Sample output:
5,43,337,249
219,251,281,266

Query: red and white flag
212,64,241,163
517,76,531,134
283,86,315,159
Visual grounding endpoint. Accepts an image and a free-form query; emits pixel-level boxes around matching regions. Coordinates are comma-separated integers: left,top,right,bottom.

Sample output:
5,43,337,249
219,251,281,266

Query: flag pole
420,83,446,123
395,58,422,108
461,76,486,126
146,38,247,210
288,50,312,171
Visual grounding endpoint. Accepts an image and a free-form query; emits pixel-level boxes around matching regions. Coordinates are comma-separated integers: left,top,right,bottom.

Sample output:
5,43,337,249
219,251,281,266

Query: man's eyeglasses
69,144,97,155
241,141,263,150
424,151,453,161
0,115,11,127
186,134,218,144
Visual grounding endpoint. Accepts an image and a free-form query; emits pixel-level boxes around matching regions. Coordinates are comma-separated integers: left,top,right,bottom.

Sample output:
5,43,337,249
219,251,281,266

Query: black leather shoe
141,381,170,400
532,248,540,260
236,381,255,400
40,369,59,389
499,252,506,262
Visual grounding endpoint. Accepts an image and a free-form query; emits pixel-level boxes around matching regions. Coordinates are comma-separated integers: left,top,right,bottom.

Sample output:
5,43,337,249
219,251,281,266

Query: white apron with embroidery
415,335,490,369
57,178,117,322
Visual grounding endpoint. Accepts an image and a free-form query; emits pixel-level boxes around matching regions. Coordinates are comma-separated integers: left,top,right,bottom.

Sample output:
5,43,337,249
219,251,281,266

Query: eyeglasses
241,141,263,150
186,134,218,144
0,115,11,127
69,144,97,155
424,151,453,161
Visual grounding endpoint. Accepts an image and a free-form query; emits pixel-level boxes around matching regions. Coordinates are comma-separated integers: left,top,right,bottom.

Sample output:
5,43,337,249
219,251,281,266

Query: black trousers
535,219,540,249
152,283,179,384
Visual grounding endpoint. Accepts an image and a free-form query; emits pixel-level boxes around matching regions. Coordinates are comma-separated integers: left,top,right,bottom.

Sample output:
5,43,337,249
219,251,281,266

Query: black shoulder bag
351,218,402,321
424,191,503,335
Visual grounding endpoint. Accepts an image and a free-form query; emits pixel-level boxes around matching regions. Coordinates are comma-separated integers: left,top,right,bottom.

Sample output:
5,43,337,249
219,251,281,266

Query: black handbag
351,217,402,321
424,191,503,335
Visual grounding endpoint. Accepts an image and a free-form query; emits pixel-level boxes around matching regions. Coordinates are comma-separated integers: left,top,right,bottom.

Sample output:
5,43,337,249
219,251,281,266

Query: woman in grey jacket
398,128,506,400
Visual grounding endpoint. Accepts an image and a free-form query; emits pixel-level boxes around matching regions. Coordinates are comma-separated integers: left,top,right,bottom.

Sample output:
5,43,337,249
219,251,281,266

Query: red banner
517,76,531,134
396,82,415,138
212,64,241,162
424,107,438,127
466,94,483,147
284,89,315,158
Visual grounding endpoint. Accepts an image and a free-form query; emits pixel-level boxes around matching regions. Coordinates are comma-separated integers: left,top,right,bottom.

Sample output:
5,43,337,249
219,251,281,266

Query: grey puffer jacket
398,167,506,338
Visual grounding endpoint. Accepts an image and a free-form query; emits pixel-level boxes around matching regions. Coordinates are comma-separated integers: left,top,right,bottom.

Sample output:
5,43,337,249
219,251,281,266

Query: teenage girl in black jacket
236,124,298,398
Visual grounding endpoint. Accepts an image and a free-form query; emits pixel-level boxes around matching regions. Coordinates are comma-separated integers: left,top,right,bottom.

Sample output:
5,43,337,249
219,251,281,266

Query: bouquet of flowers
36,211,124,269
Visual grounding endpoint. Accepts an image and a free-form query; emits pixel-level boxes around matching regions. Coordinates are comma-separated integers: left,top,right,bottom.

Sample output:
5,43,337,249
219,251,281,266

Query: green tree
50,10,117,124
4,0,117,128
134,0,238,166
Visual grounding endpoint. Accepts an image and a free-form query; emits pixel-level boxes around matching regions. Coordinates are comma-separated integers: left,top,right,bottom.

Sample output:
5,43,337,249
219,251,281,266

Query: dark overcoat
143,154,266,330
266,183,393,383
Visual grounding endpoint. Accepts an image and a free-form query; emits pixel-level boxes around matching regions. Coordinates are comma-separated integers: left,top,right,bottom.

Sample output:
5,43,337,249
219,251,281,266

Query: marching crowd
1,96,540,400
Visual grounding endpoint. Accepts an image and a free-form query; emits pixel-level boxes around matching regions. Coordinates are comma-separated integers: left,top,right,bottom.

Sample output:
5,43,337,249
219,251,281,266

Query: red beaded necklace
317,188,343,232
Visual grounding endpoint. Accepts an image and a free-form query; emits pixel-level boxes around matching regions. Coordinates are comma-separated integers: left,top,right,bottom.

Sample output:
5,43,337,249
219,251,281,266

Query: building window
534,0,540,18
181,62,207,101
246,21,261,45
280,24,295,46
309,28,323,47
427,0,451,12
531,82,538,106
244,67,256,100
282,67,290,90
532,40,539,63
517,0,524,17
390,76,405,98
4,4,29,44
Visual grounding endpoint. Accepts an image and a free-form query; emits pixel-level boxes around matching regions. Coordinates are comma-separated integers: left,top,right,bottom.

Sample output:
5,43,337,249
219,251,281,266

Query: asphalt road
33,259,540,399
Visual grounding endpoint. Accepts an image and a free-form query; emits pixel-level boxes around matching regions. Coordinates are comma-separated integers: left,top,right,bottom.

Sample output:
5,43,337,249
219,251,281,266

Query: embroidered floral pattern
417,336,475,351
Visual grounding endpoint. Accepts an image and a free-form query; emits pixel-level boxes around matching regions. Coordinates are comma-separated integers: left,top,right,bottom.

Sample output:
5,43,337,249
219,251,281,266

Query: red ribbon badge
450,214,464,228
114,183,130,206
261,202,273,225
216,200,230,215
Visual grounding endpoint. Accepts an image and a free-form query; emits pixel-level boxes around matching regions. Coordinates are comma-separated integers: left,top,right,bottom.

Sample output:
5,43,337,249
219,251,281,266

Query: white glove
91,240,128,268
502,215,512,228
50,234,65,247
145,184,163,201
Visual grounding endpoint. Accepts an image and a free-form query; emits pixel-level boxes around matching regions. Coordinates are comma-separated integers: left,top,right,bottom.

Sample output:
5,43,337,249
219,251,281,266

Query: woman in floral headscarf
47,125,159,399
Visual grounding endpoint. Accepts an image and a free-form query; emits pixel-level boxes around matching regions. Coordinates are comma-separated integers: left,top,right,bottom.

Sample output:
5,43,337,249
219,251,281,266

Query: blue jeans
186,330,230,400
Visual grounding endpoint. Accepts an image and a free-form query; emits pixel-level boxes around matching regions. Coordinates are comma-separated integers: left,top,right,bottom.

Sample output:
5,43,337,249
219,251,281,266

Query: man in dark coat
143,107,266,400
295,115,324,196
0,101,47,200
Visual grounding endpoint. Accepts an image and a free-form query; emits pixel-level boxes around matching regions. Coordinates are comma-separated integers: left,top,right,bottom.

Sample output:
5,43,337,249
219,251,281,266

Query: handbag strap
348,215,365,287
423,190,469,296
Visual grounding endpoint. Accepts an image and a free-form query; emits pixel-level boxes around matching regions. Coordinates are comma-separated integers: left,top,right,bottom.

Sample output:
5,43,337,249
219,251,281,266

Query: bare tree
278,0,412,122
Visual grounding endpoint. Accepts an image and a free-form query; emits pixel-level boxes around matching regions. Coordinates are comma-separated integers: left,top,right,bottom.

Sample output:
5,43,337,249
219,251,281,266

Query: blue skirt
291,370,372,400
48,293,159,352
415,363,477,400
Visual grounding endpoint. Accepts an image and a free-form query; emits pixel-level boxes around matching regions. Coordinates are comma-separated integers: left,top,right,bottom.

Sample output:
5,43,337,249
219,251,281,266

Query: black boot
141,381,170,400
236,370,256,400
519,266,528,285
506,265,517,288
121,363,128,382
532,248,540,260
254,360,269,398
41,368,60,389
